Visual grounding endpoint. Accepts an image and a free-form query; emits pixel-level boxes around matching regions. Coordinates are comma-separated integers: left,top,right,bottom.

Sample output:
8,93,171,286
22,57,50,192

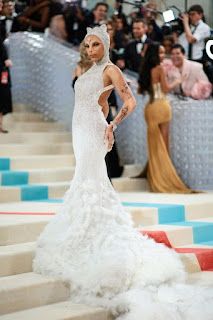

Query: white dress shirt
178,19,210,60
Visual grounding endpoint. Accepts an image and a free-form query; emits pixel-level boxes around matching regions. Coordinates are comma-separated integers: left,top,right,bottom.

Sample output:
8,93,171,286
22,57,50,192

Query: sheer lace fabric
33,61,213,319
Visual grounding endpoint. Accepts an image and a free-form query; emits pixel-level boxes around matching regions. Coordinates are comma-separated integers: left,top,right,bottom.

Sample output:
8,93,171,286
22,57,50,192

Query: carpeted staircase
0,105,213,319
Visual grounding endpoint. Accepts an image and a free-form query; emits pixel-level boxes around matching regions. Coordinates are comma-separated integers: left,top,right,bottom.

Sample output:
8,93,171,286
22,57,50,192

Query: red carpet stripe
141,230,213,271
0,211,55,215
175,247,213,271
141,230,172,248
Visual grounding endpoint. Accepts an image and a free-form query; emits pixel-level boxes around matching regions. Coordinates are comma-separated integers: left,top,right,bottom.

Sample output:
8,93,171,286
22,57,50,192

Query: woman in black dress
0,38,13,133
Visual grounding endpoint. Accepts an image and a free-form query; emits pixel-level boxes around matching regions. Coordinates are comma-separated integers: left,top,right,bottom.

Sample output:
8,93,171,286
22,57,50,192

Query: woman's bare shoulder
152,64,163,73
104,63,121,74
104,64,124,83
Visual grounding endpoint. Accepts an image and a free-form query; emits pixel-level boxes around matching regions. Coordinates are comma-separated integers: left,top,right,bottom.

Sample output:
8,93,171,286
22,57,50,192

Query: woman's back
151,65,166,100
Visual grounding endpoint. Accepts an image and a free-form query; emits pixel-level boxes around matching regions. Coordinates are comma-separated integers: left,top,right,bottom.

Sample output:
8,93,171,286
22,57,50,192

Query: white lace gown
33,61,213,320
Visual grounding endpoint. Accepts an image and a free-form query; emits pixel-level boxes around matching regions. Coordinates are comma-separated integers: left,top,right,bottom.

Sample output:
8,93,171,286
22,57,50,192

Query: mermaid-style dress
144,83,193,193
33,62,213,319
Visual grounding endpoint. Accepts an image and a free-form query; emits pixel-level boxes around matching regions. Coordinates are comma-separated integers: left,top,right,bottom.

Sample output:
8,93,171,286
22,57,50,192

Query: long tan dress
144,83,193,193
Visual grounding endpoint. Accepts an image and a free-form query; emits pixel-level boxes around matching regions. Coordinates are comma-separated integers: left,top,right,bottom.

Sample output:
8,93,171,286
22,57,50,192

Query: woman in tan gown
138,43,193,193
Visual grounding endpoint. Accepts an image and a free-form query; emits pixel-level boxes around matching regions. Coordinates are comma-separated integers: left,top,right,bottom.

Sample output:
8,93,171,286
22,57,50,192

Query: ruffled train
33,178,213,320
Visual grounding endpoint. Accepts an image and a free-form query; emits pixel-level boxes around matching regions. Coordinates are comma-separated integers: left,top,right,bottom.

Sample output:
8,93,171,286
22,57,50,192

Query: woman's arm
158,65,181,93
23,1,50,17
103,65,136,150
105,65,136,128
20,7,50,30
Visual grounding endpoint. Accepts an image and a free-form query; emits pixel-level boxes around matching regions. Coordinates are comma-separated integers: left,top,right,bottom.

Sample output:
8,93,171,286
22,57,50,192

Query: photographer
178,5,211,63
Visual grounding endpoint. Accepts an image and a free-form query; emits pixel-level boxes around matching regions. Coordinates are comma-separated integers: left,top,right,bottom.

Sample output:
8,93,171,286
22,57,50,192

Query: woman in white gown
33,25,213,319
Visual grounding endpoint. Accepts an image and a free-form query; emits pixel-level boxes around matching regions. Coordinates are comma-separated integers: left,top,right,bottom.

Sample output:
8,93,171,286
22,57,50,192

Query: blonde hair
78,41,93,72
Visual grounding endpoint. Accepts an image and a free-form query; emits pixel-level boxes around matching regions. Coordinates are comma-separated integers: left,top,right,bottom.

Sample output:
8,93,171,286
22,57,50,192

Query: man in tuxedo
86,2,109,27
121,18,152,73
2,0,17,36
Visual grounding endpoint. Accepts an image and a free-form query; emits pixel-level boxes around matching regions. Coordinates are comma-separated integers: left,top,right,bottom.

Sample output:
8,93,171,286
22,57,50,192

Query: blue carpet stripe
199,241,213,246
167,221,213,243
0,171,29,186
0,158,10,171
21,185,48,201
122,202,185,224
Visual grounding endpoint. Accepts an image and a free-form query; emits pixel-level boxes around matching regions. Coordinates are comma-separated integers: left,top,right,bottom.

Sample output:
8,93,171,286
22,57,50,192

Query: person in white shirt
178,5,210,63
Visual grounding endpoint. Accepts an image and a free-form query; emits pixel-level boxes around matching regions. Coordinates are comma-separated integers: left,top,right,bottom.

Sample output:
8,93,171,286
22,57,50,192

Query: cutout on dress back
97,84,114,110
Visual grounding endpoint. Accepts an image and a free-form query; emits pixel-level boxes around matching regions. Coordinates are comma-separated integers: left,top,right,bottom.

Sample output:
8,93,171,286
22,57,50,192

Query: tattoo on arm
111,73,134,126
120,83,132,100
115,105,129,124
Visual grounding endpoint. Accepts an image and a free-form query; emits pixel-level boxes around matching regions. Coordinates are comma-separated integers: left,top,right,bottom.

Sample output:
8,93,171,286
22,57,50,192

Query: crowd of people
0,1,212,83
50,2,211,90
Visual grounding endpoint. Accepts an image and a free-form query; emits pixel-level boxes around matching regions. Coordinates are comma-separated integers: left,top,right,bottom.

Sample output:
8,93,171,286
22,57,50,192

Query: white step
0,214,51,245
0,240,208,278
112,177,149,192
0,301,109,320
140,224,194,247
6,122,65,132
0,167,75,184
0,179,150,203
0,272,70,315
127,206,159,226
0,143,73,156
0,182,70,203
0,242,35,276
187,271,213,285
122,164,144,178
13,104,33,112
4,112,44,122
28,167,75,183
7,155,75,170
47,181,70,198
0,132,72,144
0,201,60,214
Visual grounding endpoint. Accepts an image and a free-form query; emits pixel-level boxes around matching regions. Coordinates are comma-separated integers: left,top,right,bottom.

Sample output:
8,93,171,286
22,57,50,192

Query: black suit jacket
0,17,7,41
124,38,151,73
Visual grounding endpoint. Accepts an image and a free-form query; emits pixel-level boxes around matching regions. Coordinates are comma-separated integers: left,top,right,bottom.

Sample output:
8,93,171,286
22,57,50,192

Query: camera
161,7,184,36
